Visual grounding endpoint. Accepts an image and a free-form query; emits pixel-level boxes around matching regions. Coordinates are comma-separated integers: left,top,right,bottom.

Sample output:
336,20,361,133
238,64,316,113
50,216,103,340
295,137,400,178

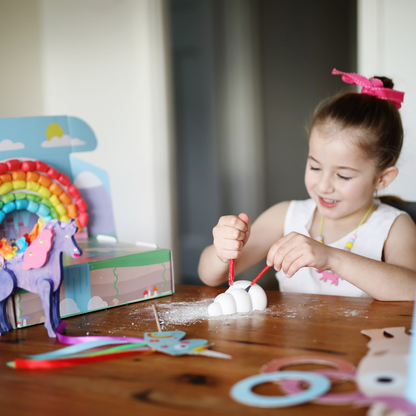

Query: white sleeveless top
276,199,406,298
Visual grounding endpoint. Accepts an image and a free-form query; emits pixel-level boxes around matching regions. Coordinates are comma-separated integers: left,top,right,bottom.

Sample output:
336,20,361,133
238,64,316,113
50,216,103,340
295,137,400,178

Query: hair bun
374,76,394,89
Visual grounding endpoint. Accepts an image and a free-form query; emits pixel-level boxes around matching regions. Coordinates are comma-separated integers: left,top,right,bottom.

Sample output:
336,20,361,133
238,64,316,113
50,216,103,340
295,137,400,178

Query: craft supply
245,265,270,291
261,355,356,374
280,369,363,405
152,304,162,332
230,371,331,408
6,317,231,370
0,219,82,337
208,280,267,316
0,158,89,232
357,327,410,398
8,348,150,370
228,259,235,286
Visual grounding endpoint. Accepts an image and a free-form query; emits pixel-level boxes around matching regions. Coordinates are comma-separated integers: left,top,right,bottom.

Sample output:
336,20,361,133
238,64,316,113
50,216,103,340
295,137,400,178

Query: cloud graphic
74,171,103,189
60,298,80,315
88,296,108,310
208,280,267,316
41,134,86,148
0,139,25,151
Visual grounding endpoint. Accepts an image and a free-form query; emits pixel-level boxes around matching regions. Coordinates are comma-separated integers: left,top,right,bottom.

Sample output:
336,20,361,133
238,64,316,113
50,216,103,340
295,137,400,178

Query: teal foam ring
230,371,331,408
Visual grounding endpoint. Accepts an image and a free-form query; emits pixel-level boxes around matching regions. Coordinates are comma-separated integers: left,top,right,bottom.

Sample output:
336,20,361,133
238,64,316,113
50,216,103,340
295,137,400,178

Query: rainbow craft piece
0,159,89,237
6,323,231,369
144,330,211,356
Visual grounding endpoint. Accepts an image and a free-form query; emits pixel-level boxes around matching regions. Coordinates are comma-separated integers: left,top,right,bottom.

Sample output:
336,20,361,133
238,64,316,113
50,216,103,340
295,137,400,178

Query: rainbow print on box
0,116,173,330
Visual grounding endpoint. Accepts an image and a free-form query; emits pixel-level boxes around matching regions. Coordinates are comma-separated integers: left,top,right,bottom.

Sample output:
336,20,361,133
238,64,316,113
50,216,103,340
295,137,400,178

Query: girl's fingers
213,214,251,262
282,252,314,277
267,233,324,274
266,232,298,267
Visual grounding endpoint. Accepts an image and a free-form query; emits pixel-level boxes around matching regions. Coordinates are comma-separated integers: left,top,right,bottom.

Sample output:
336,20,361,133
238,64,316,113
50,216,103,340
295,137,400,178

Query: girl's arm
198,202,289,286
267,213,416,301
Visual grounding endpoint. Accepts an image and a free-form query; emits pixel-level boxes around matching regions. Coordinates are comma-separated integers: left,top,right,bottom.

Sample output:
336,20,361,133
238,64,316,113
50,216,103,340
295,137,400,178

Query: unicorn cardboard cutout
0,219,82,337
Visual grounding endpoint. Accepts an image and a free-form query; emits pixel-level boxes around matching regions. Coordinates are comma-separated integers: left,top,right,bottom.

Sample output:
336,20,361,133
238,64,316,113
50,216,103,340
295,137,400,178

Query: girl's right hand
212,213,251,263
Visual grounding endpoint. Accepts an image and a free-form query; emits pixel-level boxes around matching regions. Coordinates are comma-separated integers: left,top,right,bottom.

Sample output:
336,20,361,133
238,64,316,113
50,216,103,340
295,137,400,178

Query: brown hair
310,77,403,172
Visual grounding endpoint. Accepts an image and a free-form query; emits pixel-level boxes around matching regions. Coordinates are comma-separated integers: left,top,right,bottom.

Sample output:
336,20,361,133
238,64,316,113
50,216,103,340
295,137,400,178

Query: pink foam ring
46,167,60,179
35,160,48,172
280,369,364,405
75,197,88,212
58,173,71,187
68,184,81,199
0,163,7,175
6,159,21,171
261,356,356,375
21,161,36,172
22,229,55,270
78,212,89,227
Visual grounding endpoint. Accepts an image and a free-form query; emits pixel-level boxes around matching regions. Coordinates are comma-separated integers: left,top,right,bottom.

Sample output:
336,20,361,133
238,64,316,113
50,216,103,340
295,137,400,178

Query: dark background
169,0,357,288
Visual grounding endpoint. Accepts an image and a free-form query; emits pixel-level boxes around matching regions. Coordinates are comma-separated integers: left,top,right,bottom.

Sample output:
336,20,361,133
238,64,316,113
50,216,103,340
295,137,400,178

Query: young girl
198,68,416,301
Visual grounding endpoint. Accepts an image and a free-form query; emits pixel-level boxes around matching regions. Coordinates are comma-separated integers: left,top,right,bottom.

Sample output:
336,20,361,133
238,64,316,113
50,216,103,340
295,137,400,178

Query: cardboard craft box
0,116,174,330
10,240,174,329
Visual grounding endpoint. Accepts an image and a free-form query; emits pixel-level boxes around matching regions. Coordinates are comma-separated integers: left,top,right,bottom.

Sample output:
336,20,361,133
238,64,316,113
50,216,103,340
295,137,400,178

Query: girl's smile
318,196,339,208
305,127,380,224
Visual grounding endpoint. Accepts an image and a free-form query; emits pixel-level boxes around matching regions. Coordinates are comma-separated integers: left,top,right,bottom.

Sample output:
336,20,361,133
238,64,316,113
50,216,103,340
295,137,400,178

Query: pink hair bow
332,68,405,109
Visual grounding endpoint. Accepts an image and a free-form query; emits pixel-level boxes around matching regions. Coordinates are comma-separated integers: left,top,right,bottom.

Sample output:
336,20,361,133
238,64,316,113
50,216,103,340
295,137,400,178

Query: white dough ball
214,293,237,315
227,288,253,312
207,301,223,316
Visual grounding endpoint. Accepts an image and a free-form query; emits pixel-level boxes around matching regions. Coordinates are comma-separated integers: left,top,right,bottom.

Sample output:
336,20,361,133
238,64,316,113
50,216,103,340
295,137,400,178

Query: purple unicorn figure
0,219,82,337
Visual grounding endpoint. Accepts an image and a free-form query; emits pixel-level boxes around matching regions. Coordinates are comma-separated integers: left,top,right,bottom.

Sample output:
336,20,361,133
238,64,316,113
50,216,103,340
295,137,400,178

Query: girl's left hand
266,232,333,277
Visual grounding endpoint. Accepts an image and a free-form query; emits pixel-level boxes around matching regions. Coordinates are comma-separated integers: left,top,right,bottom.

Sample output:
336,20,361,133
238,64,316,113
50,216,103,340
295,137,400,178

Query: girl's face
305,127,380,221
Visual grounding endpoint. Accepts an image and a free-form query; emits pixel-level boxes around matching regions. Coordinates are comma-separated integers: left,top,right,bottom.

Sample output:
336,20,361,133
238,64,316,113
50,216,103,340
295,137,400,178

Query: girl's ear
375,166,398,190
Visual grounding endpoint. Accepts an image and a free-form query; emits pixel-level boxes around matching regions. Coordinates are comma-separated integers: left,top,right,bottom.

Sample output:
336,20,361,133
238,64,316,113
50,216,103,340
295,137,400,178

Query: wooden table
0,284,413,415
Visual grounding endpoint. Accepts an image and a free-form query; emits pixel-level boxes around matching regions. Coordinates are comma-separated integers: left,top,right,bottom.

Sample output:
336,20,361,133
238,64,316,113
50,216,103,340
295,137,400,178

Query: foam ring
280,369,362,405
261,355,356,375
230,371,331,408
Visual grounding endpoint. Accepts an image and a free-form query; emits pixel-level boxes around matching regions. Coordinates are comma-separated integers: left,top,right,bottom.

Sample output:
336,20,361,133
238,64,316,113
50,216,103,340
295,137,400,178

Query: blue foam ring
43,215,53,222
230,371,331,408
2,201,16,214
27,200,39,213
0,211,5,224
37,203,50,217
15,199,29,211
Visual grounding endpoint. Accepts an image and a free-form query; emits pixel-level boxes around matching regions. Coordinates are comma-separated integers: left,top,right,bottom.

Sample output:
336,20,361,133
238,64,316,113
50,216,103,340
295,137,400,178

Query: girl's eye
338,174,352,180
310,166,320,171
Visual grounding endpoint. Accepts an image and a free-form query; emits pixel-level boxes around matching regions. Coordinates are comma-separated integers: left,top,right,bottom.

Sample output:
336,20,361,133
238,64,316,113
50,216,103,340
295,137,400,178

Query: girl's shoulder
373,200,410,223
285,199,316,220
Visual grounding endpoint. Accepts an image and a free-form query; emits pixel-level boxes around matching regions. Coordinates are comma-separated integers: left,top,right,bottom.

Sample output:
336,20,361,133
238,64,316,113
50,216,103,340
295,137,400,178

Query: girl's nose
318,174,334,194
